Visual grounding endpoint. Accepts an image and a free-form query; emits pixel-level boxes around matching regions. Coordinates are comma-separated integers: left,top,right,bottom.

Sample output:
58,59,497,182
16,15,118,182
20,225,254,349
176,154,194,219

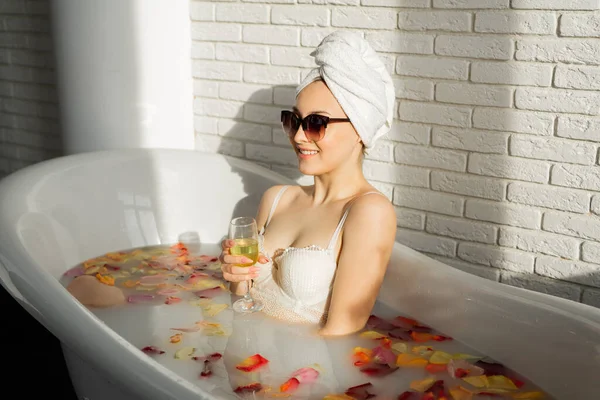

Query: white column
50,0,195,155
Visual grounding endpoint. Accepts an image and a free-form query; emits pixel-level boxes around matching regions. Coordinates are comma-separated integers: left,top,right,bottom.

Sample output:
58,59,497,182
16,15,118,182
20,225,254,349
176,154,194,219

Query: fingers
220,264,260,283
257,254,269,264
221,239,235,250
222,254,256,265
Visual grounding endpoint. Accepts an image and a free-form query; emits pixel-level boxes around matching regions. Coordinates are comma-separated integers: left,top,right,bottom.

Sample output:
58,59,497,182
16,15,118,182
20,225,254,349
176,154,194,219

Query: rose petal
157,288,180,296
165,296,182,305
234,383,263,394
430,351,453,365
64,266,85,278
410,377,437,393
194,286,226,298
95,273,115,286
388,328,412,341
200,303,228,317
280,377,300,393
391,342,408,354
449,386,474,400
391,316,418,328
426,363,448,374
396,353,428,368
170,333,183,343
412,346,435,357
411,332,435,342
512,392,545,399
398,391,420,400
323,395,354,400
487,376,518,391
359,330,387,340
236,354,269,372
359,363,398,377
140,275,168,285
448,359,484,379
366,315,396,331
345,383,376,400
127,294,155,303
174,346,196,360
141,346,165,355
199,360,212,378
371,346,396,366
291,367,319,383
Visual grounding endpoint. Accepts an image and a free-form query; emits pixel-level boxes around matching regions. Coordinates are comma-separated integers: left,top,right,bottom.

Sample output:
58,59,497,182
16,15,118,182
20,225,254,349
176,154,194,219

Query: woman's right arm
220,185,286,295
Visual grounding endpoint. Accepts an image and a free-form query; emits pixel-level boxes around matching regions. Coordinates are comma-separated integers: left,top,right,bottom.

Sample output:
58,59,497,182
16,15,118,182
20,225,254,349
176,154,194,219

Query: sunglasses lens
304,115,327,141
281,111,298,137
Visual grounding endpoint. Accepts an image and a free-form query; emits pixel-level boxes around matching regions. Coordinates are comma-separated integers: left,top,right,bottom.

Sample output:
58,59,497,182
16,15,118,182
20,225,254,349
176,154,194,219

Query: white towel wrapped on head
296,30,395,149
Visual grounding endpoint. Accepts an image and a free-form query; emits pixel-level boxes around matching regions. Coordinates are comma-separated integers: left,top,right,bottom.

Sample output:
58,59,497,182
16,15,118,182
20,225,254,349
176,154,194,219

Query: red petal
234,383,263,393
345,383,376,400
165,296,182,305
425,363,447,374
432,335,452,342
360,363,399,377
236,354,269,372
194,286,225,298
280,377,300,393
366,315,396,331
389,328,412,341
372,346,396,366
141,346,165,355
397,391,419,400
199,360,212,378
393,316,418,327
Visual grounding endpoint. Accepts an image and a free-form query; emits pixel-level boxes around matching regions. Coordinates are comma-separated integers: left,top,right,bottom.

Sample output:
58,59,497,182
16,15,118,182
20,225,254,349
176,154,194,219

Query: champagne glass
229,217,264,313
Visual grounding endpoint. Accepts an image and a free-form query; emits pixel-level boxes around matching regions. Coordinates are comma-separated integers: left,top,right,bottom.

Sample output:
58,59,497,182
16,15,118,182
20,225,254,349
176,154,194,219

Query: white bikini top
250,185,381,325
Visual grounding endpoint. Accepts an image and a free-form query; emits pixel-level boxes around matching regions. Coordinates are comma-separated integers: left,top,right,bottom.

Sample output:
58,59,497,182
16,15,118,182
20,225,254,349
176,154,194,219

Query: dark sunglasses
281,110,350,142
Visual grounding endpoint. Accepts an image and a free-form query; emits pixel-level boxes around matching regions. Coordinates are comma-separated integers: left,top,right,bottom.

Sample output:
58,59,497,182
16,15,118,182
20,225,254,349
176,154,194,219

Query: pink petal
371,346,396,366
185,273,208,285
157,288,180,296
366,315,396,331
388,328,412,341
448,359,484,379
63,266,85,278
127,294,155,303
291,367,319,383
194,286,225,298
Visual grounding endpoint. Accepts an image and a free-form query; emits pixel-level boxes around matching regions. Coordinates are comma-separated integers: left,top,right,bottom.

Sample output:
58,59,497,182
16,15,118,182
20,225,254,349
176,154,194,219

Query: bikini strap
326,191,384,250
260,185,290,234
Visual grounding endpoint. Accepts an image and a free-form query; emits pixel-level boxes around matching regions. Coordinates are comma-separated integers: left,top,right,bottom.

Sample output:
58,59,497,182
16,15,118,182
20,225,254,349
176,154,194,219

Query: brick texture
0,1,62,180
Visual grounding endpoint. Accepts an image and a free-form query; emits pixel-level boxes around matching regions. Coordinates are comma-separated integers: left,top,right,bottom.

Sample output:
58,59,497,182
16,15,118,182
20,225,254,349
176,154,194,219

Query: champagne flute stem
243,279,253,304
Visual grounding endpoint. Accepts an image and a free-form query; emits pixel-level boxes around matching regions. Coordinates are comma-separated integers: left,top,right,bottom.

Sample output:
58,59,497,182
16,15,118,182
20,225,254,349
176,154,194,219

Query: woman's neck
310,159,368,205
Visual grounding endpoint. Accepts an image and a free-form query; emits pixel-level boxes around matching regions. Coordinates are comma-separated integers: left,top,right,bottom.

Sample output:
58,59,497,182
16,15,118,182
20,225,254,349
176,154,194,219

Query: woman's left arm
319,195,397,337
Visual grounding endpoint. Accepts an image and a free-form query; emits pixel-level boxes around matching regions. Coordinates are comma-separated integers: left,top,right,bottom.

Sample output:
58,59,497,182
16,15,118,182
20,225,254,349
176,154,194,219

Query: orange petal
236,354,269,372
512,392,545,399
411,331,435,342
426,363,448,374
449,386,473,400
169,333,182,343
95,273,115,286
280,377,299,393
396,353,428,368
165,296,182,305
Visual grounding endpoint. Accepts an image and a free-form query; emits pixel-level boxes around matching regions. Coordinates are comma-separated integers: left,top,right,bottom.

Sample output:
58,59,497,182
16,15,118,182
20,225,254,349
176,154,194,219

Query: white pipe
50,0,195,154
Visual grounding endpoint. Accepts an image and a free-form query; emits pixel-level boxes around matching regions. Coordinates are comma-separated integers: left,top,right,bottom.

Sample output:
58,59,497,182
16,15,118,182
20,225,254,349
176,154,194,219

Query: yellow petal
410,377,437,393
396,353,428,367
512,392,545,399
201,303,228,316
359,330,387,340
84,265,101,275
189,298,213,307
462,375,489,388
136,284,157,291
429,351,453,365
174,346,196,359
391,342,408,354
449,386,474,400
322,395,354,400
487,376,518,391
412,345,435,357
193,279,225,290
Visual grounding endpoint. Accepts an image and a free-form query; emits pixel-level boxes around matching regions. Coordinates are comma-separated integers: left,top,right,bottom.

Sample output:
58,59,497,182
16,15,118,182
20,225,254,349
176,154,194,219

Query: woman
220,31,397,337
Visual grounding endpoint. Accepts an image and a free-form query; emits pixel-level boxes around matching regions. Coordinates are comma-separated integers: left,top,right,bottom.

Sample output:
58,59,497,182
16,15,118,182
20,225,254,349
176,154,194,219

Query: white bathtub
0,148,598,400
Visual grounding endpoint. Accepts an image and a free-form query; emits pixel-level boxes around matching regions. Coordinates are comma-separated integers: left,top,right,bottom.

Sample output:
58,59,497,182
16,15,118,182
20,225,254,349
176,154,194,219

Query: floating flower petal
236,354,269,372
398,391,420,400
140,275,168,285
174,346,196,360
396,353,428,368
359,363,398,377
345,383,376,400
194,286,226,298
359,331,387,340
199,360,212,378
391,342,408,354
165,296,182,305
449,386,473,400
371,345,396,366
410,377,437,393
291,367,319,383
426,363,448,374
448,359,484,379
412,346,435,357
429,351,453,365
353,347,372,366
512,392,544,399
280,378,300,393
389,328,412,341
141,346,165,355
366,315,396,331
170,333,183,343
201,303,228,317
95,273,115,286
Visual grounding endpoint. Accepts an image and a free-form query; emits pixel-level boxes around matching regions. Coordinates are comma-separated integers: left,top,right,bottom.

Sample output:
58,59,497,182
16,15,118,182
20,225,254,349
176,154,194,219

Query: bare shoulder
343,192,397,242
256,184,297,228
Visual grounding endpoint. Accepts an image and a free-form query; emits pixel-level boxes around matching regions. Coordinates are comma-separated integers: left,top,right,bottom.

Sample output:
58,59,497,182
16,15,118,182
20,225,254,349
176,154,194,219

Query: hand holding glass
229,217,263,313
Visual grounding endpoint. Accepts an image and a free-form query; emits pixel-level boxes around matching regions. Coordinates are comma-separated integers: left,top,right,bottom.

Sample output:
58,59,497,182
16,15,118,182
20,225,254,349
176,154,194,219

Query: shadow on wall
0,0,64,180
217,86,307,222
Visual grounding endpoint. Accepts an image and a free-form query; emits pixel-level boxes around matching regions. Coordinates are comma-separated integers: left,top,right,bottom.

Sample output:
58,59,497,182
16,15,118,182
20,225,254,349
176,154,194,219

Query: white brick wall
0,1,62,180
190,0,600,308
